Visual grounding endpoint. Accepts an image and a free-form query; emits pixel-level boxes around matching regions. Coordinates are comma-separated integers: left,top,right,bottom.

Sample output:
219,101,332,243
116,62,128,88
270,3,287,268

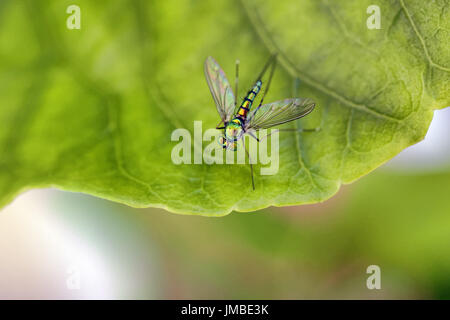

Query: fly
204,54,317,190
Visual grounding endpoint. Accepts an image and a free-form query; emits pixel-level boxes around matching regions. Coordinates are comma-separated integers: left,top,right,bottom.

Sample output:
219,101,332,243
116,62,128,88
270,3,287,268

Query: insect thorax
225,121,243,141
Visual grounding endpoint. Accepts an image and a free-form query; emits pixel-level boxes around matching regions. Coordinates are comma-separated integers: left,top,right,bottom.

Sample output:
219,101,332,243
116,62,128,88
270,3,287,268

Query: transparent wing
246,98,315,130
204,56,236,123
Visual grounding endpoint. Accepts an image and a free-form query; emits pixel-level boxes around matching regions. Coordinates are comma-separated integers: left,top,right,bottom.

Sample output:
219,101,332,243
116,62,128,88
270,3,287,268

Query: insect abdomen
236,80,262,119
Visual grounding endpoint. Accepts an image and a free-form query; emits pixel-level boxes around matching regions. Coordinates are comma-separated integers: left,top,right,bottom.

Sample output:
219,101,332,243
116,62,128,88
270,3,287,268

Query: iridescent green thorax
224,121,243,142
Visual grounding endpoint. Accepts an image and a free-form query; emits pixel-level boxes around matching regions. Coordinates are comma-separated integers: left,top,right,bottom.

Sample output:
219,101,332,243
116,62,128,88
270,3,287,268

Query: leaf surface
0,0,448,215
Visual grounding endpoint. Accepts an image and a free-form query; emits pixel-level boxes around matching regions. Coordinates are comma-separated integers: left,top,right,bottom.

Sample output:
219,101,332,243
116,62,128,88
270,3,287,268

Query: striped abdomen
234,80,262,122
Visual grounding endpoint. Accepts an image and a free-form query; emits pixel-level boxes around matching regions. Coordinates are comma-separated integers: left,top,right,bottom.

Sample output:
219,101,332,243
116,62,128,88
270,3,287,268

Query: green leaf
0,0,448,215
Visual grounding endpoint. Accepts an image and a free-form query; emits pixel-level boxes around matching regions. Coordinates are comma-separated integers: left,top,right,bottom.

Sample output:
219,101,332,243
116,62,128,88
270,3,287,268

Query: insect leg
258,57,276,106
241,138,255,190
255,54,277,82
257,129,279,143
235,59,240,107
216,119,226,130
257,127,320,143
247,57,278,123
246,131,260,142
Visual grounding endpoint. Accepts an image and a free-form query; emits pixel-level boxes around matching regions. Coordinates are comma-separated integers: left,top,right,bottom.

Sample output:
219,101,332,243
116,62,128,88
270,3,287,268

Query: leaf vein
241,0,404,124
399,0,450,72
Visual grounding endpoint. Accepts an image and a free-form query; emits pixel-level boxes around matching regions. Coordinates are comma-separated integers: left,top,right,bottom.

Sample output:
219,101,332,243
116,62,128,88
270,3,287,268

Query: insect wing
204,56,236,123
246,98,315,130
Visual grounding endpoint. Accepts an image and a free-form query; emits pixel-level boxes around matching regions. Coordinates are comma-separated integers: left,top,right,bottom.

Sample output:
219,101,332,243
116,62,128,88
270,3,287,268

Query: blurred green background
1,108,449,299
0,0,449,299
